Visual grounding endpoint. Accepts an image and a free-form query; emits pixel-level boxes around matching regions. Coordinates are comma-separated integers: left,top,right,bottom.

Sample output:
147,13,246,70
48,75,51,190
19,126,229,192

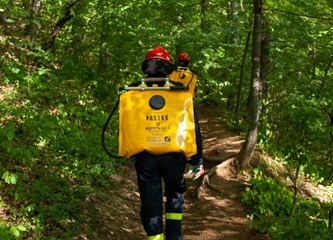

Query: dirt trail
181,104,269,240
77,103,270,240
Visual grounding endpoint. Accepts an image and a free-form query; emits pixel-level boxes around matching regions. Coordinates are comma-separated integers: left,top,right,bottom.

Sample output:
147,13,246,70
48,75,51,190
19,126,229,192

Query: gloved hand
187,164,204,180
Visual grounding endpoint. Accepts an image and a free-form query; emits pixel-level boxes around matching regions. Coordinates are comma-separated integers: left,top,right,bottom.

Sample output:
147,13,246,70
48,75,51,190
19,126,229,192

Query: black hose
101,96,123,159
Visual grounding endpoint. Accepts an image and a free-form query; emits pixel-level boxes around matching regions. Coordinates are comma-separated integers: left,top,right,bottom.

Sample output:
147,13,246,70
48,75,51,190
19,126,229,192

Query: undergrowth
0,59,119,239
241,168,333,240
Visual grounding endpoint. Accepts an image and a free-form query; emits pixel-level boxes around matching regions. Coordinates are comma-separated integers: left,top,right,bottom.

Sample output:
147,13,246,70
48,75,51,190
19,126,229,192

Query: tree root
197,157,238,199
197,165,218,198
203,154,237,163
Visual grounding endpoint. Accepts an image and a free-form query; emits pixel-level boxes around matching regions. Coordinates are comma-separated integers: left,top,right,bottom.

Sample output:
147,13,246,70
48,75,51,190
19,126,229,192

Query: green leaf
9,226,20,238
17,226,27,232
10,174,18,185
26,145,38,159
6,124,15,141
2,171,9,182
25,149,33,159
2,172,18,185
15,191,19,201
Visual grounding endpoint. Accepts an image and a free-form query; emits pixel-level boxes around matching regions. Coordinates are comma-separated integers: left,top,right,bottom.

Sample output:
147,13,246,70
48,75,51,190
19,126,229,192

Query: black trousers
135,151,186,240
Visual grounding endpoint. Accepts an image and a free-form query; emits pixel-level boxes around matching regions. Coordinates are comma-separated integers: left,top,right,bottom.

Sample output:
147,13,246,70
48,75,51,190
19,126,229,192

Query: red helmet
178,52,190,62
146,46,171,63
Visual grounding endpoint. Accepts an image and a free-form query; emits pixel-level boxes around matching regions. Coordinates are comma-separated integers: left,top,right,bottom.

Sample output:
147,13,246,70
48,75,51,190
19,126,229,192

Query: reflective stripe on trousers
165,212,182,240
148,233,164,240
165,212,183,221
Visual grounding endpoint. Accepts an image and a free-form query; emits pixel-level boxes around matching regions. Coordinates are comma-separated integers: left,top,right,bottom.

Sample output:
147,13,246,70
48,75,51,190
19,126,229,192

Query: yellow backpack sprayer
102,77,197,159
168,69,197,98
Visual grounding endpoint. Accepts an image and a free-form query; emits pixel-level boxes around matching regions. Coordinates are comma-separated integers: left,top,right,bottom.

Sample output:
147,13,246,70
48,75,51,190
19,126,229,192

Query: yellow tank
169,70,197,98
119,90,197,158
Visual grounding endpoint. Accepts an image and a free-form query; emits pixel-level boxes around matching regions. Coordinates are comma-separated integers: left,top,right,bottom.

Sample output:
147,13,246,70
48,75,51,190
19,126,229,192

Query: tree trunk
199,0,210,97
325,110,333,180
311,41,316,80
25,0,42,41
228,0,240,45
235,31,251,123
317,54,333,97
260,17,270,100
226,0,240,113
201,0,210,33
42,1,78,51
237,0,262,170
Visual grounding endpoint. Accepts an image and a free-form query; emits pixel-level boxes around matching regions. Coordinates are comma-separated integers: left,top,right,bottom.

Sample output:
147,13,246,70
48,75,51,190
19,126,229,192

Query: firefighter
177,52,191,70
169,52,205,180
134,46,187,240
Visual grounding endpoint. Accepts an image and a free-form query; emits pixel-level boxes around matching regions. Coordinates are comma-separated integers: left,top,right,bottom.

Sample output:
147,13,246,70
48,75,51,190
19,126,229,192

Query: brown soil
77,103,271,240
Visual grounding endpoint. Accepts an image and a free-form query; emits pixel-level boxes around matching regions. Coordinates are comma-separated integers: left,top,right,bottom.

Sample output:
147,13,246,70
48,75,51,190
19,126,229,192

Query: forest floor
77,103,272,240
